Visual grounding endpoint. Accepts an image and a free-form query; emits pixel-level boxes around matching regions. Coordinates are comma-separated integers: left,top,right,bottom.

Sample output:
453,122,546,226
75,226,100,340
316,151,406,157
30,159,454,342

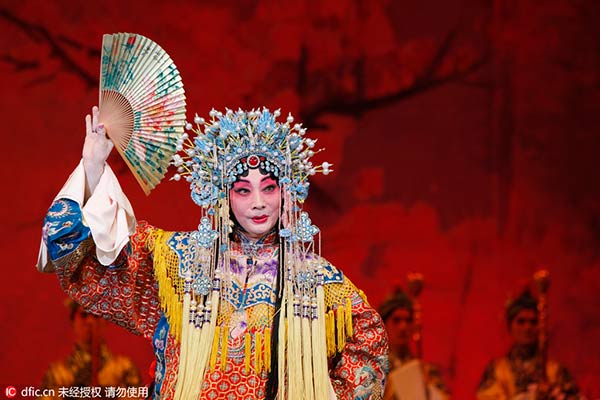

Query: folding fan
99,32,187,195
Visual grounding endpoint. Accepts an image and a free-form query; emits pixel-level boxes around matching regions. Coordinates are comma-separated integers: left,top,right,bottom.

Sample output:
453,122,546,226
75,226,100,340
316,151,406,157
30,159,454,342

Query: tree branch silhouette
1,54,39,71
299,26,488,128
0,8,98,87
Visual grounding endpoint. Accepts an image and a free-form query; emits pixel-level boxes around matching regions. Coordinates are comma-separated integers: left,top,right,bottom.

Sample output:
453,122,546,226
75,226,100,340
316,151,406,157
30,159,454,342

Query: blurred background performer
379,281,450,400
38,299,141,400
476,271,582,400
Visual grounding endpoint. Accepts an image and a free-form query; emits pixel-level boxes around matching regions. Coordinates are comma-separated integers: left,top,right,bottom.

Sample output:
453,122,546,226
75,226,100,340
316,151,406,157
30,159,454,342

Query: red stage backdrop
1,1,599,398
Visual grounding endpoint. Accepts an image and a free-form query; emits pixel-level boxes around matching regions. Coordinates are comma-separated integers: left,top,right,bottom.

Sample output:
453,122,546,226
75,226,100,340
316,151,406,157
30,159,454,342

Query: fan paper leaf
99,33,186,195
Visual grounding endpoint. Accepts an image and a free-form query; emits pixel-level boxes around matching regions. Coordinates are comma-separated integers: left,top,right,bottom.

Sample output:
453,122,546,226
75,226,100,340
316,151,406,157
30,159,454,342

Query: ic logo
5,386,17,398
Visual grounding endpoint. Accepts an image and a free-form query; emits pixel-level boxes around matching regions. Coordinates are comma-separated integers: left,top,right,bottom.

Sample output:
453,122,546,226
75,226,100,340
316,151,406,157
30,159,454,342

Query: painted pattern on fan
99,32,186,195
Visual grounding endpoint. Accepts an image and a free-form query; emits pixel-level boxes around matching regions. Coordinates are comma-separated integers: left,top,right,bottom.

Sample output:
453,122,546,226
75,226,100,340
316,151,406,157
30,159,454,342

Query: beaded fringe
152,222,354,398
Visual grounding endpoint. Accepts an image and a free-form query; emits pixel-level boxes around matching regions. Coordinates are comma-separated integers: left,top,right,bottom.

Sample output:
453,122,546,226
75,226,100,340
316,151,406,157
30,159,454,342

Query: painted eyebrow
235,177,276,183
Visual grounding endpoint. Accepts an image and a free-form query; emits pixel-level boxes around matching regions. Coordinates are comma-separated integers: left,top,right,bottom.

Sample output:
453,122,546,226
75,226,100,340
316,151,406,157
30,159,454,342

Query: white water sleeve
36,160,136,272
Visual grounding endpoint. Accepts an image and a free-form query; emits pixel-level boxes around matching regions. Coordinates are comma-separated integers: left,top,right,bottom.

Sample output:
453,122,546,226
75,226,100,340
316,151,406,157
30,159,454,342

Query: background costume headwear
505,288,538,324
166,107,334,400
379,287,414,323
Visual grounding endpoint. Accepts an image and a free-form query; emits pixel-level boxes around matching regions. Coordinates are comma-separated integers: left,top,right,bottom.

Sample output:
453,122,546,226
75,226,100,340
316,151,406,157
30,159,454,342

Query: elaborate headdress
379,274,425,358
172,107,331,205
166,107,333,399
505,288,538,324
378,288,414,323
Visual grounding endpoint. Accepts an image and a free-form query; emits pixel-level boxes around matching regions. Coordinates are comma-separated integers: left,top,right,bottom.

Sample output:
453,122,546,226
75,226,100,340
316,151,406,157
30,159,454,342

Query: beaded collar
230,225,279,258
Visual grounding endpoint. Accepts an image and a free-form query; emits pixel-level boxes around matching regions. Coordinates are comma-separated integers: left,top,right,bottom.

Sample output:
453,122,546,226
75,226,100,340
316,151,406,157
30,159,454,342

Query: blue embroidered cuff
43,199,91,261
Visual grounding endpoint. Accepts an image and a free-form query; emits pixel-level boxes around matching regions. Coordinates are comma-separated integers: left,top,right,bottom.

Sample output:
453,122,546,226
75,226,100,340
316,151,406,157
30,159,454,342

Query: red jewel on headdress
247,155,260,168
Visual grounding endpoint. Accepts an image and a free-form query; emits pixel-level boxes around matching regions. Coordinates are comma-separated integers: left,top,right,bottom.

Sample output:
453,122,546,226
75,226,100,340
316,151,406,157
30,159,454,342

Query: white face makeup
229,168,281,240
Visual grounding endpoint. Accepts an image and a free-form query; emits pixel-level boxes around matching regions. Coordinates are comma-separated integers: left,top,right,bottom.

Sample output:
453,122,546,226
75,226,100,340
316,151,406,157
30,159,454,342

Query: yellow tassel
302,314,315,400
330,309,336,357
181,322,200,400
345,297,353,338
220,327,228,372
358,289,370,306
277,295,287,400
287,294,303,399
336,305,345,353
264,328,271,373
152,230,184,343
314,286,329,400
326,310,335,358
210,326,220,372
172,292,191,400
183,290,220,400
244,333,252,374
325,311,330,357
255,332,263,374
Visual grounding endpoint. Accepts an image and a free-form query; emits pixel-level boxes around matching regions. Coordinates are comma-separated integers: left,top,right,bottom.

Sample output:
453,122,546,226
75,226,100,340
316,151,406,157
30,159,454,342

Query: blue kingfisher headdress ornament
172,107,331,204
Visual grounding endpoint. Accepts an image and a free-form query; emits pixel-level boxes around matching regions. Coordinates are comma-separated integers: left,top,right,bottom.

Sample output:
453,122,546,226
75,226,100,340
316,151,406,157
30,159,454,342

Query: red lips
251,215,268,224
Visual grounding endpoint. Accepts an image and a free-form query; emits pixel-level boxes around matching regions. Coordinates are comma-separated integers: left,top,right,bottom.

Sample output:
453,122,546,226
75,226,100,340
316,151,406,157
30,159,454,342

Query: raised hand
83,106,114,198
